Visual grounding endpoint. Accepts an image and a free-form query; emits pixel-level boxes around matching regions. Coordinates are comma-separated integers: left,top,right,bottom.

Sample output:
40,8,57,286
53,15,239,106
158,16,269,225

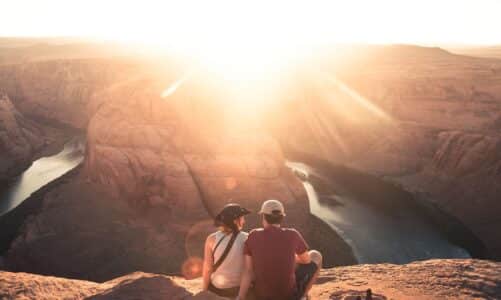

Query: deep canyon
0,41,500,298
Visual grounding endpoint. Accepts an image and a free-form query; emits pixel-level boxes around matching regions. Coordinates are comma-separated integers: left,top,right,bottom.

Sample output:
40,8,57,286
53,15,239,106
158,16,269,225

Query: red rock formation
0,91,66,180
4,73,353,282
4,176,203,281
273,46,501,259
1,259,500,299
0,271,225,300
5,46,498,282
84,77,308,224
311,259,501,299
0,59,143,129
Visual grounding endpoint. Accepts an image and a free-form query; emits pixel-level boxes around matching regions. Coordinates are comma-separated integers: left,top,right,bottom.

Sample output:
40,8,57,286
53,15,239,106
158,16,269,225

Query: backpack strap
211,234,228,263
212,231,239,272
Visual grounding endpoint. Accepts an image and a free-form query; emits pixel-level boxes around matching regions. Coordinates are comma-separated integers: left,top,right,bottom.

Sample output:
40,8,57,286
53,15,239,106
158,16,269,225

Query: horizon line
1,35,500,48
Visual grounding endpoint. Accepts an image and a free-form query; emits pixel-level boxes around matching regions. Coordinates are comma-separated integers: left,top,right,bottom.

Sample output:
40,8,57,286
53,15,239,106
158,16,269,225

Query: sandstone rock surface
1,259,500,299
311,259,501,299
0,271,225,300
84,77,308,223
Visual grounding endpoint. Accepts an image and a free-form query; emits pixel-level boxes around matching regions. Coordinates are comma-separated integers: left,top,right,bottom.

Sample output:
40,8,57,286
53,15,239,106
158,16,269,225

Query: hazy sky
1,0,500,46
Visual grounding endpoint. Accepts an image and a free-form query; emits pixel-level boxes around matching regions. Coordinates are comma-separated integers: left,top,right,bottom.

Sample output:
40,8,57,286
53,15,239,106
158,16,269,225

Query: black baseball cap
214,203,251,227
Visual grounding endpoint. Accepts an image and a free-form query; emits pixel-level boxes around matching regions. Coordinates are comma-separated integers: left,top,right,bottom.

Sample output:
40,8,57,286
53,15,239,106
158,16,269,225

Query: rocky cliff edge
1,259,500,300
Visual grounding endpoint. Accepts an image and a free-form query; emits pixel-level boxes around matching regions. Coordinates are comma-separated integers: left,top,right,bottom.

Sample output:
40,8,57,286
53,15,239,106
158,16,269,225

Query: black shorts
208,283,240,298
294,262,318,299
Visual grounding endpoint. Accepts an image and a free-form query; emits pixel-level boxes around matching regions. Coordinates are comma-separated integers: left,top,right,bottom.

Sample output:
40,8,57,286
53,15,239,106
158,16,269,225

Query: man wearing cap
237,200,322,300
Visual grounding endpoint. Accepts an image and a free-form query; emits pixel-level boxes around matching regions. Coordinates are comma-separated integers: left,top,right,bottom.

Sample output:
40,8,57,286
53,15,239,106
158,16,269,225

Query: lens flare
181,256,203,279
162,73,190,98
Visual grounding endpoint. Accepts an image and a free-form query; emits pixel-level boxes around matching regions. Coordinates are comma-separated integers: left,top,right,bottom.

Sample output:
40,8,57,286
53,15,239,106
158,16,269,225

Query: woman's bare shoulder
206,231,219,245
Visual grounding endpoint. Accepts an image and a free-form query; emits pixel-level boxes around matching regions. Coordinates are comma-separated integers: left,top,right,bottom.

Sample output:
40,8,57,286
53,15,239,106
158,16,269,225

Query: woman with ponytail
202,203,251,298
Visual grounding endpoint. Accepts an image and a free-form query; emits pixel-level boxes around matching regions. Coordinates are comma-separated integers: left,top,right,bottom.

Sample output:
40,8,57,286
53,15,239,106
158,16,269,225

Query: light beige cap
258,199,286,216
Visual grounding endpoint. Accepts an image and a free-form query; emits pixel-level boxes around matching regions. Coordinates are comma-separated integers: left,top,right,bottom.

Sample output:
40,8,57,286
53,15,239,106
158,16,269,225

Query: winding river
287,161,471,264
0,137,85,216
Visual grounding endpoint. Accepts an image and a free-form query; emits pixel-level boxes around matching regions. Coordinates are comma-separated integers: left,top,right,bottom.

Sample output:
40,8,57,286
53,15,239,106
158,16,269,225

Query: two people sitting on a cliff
202,200,323,300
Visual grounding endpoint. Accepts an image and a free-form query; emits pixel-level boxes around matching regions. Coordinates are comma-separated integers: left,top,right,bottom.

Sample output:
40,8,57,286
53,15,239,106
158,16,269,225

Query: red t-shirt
243,226,309,300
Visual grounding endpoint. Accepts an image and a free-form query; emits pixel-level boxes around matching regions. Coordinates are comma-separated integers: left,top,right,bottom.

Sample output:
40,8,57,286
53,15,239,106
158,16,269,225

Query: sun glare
149,2,319,111
12,0,492,124
109,1,319,83
6,0,498,86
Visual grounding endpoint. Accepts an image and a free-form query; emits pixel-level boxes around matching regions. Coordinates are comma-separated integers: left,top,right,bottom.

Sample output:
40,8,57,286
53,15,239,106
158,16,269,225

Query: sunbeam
327,75,393,122
162,73,190,98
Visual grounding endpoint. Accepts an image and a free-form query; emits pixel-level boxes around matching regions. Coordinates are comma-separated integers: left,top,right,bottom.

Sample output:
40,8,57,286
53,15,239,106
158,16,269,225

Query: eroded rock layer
2,46,499,282
0,59,143,129
3,74,353,281
273,46,501,259
84,78,308,222
0,91,66,180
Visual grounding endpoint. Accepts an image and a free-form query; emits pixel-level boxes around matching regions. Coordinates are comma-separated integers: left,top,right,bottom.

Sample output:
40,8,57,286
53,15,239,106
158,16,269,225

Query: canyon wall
2,67,353,281
0,91,66,181
0,59,145,181
273,46,501,259
84,77,308,222
0,59,143,129
2,46,499,281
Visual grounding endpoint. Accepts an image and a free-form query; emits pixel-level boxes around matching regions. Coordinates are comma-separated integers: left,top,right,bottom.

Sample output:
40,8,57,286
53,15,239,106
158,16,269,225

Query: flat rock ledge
1,259,500,299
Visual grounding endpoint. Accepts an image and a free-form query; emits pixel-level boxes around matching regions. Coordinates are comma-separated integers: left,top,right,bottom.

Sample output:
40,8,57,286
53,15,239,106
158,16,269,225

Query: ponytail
220,221,239,234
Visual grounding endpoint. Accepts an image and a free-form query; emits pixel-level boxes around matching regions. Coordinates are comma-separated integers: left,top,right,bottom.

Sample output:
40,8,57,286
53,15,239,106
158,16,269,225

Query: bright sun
25,0,491,120
6,0,497,82
134,1,317,82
